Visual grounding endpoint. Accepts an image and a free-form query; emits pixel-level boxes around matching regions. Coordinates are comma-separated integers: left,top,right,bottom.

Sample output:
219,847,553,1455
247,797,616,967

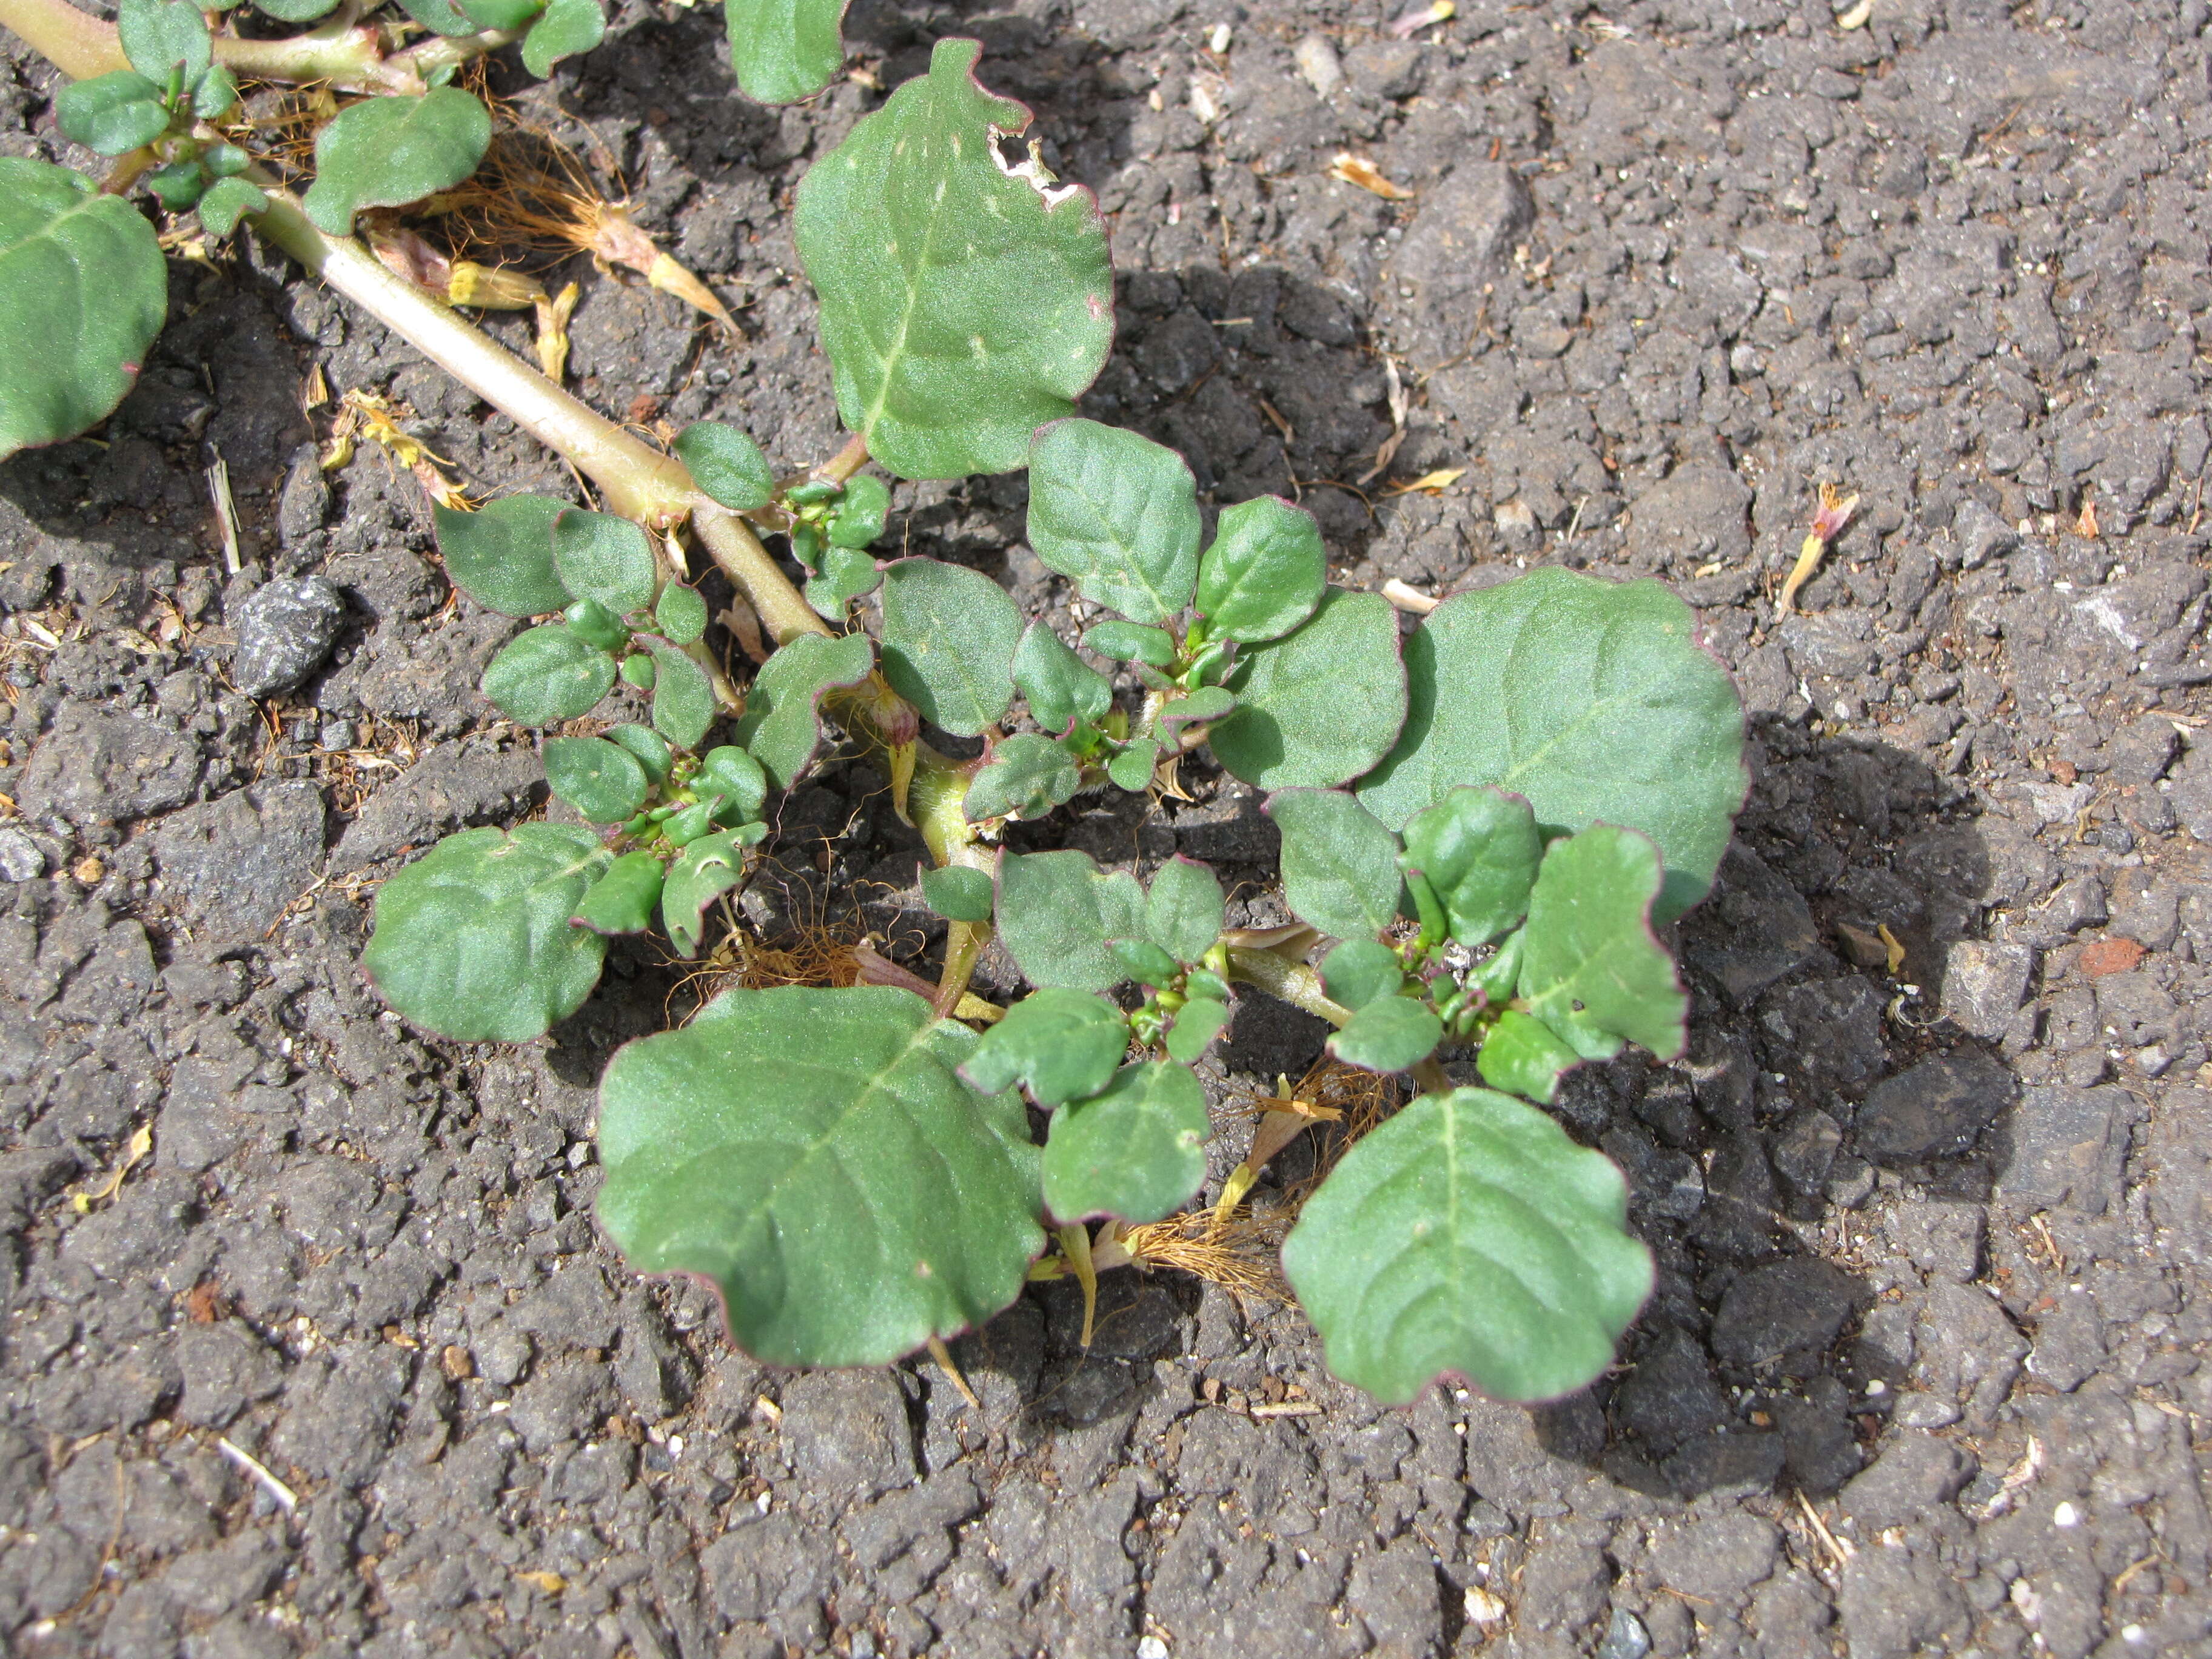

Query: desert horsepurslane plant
0,0,1750,1407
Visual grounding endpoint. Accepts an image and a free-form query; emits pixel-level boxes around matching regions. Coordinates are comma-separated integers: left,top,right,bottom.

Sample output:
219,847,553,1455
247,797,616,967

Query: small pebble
233,574,347,698
1597,1606,1652,1659
1137,1638,1170,1659
2054,1501,2080,1528
0,828,44,882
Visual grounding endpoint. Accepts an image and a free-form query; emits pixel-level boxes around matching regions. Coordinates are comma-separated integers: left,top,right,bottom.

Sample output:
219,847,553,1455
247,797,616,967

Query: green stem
243,182,698,527
817,432,870,484
691,504,830,646
1225,947,1352,1028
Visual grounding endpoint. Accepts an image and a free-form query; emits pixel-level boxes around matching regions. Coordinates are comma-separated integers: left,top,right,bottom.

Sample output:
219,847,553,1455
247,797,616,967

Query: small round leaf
1327,996,1444,1074
1211,588,1407,791
303,88,492,235
1195,494,1325,643
1042,1061,1208,1224
877,558,1021,737
543,735,649,823
1027,420,1201,625
674,421,774,512
521,0,605,74
434,494,571,616
572,850,666,936
960,987,1129,1107
552,507,659,616
481,623,617,725
920,864,993,922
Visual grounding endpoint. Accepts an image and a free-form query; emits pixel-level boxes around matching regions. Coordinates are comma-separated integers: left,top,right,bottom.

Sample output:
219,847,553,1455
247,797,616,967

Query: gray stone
1614,1327,1726,1456
1390,161,1534,292
233,575,347,698
1625,464,1752,572
1856,1049,2013,1165
151,782,327,942
1952,498,2019,569
332,742,546,870
1836,1548,1970,1658
1680,845,1821,1006
1838,1432,1976,1530
1997,1082,2147,1215
17,702,204,827
777,1370,916,1501
276,451,332,549
1909,1282,2026,1430
1645,1512,1779,1605
1771,1108,1843,1200
1761,976,1889,1101
0,828,43,881
1712,1259,1859,1372
1596,1606,1651,1659
1940,940,2035,1037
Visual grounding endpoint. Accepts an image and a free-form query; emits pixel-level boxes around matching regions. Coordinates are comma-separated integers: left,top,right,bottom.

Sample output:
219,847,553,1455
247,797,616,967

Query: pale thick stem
1225,947,1352,1029
0,0,121,79
245,184,697,526
817,432,870,484
691,505,830,646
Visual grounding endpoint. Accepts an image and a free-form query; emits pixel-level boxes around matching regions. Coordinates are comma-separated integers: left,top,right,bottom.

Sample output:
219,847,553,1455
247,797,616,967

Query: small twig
1248,1400,1322,1419
1794,1488,1853,1568
216,1436,299,1515
206,452,242,576
925,1335,982,1410
1380,577,1438,614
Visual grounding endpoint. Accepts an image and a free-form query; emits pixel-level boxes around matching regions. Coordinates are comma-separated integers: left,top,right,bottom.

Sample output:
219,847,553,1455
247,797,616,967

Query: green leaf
1328,996,1443,1073
1267,788,1403,942
544,735,649,823
1195,495,1325,643
458,0,540,27
1146,855,1223,965
0,159,166,461
1108,938,1180,988
921,864,993,922
572,850,665,936
794,38,1113,479
195,175,265,236
596,985,1043,1363
827,474,890,547
619,651,656,691
649,644,717,751
606,722,674,785
1164,996,1229,1064
1400,786,1543,949
656,583,708,645
1025,420,1200,625
563,597,628,652
256,0,344,20
481,623,617,724
996,849,1145,993
723,0,848,103
877,557,1021,737
731,630,873,791
1282,1087,1652,1404
192,67,240,121
1012,622,1110,734
1158,686,1235,743
433,495,570,616
144,160,207,212
965,733,1079,823
1084,620,1176,667
674,420,774,511
1321,938,1402,1010
364,825,612,1041
303,88,491,235
118,0,210,83
1356,569,1747,922
1211,588,1406,791
695,745,768,822
1516,826,1688,1063
1470,928,1523,1007
960,987,1128,1106
662,829,750,957
1043,1061,1208,1224
521,0,604,73
1475,1010,1580,1105
1107,739,1159,794
552,507,658,615
55,72,171,156
806,546,882,618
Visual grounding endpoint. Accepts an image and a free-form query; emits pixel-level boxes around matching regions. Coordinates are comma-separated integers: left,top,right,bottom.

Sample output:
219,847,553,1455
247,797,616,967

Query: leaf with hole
544,735,648,823
1328,996,1443,1073
1145,856,1223,965
723,0,850,103
118,0,210,84
595,985,1042,1364
674,421,774,512
0,159,167,461
363,825,612,1041
995,849,1144,993
1356,569,1746,922
794,39,1113,478
1321,938,1401,1011
1515,825,1687,1064
521,0,603,72
731,630,874,791
965,734,1080,823
434,495,569,616
1195,494,1324,644
1012,622,1110,735
54,72,170,157
662,829,749,957
1042,1061,1208,1224
1267,788,1403,943
481,624,617,725
960,987,1128,1106
303,88,491,235
552,507,658,616
572,850,665,936
877,557,1021,737
1282,1087,1652,1403
1025,420,1199,625
649,645,717,751
1210,588,1406,791
1475,1010,1579,1105
921,864,993,922
1400,786,1542,948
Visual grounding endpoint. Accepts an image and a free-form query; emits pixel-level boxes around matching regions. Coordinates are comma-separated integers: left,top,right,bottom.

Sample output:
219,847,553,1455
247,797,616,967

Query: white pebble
1138,1638,1170,1659
1208,22,1232,52
2053,1501,2080,1528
